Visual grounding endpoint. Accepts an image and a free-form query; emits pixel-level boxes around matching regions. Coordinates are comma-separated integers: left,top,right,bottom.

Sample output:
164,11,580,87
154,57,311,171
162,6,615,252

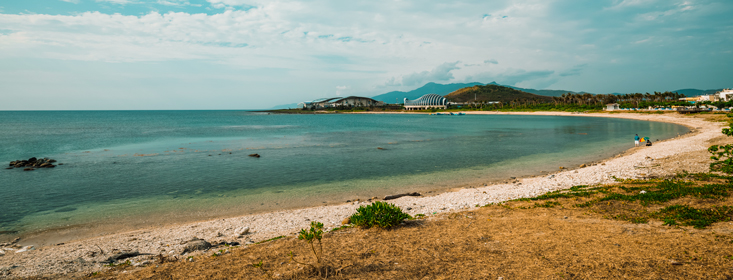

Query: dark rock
248,154,261,158
49,159,57,163
28,157,37,162
383,192,421,200
182,238,212,254
23,168,34,171
103,251,142,263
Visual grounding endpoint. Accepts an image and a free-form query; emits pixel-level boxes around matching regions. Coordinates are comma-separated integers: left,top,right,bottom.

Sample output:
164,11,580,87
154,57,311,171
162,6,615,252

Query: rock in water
248,153,261,158
579,164,586,168
182,238,212,254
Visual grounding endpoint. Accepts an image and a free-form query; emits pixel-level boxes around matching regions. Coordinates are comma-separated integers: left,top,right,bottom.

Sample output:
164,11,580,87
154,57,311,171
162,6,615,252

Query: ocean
0,111,688,242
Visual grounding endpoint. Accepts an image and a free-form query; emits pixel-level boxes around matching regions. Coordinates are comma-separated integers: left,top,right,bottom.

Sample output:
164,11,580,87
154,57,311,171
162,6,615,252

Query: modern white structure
404,94,448,110
719,89,733,101
298,96,384,109
605,103,620,111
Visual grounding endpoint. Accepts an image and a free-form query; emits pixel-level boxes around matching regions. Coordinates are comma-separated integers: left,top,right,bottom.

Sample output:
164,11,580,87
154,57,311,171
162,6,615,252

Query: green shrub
350,201,411,228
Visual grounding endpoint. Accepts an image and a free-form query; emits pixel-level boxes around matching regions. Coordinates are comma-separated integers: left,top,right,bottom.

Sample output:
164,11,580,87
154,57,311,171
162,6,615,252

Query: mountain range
271,82,726,109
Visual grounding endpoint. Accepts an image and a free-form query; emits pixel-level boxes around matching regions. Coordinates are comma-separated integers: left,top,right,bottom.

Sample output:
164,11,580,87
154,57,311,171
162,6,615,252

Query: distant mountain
671,89,725,97
270,81,726,109
270,102,300,109
444,84,553,103
503,84,592,97
370,82,484,103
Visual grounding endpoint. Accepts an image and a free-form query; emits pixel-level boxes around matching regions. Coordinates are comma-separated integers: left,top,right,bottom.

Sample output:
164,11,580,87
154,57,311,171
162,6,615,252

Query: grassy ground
83,172,733,280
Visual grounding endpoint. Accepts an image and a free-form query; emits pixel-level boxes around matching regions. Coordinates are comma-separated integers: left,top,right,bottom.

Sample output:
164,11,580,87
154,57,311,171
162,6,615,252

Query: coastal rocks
8,157,58,169
0,249,4,256
248,153,261,158
182,238,212,254
559,166,565,170
383,192,421,200
341,217,351,225
579,164,587,168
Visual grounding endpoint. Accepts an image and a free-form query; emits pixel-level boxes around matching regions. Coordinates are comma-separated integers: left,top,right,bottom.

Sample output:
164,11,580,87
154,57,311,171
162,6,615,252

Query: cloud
335,85,349,96
60,0,81,4
484,59,498,64
157,0,192,6
559,64,587,77
392,61,461,86
95,0,135,4
206,0,256,9
605,0,656,10
465,69,555,86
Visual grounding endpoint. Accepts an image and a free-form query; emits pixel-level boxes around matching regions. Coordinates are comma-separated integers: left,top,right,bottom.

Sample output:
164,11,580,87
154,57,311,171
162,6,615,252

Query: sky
0,0,731,110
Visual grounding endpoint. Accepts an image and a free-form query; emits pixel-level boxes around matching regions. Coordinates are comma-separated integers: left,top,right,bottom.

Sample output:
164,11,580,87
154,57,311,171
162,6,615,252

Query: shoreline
0,112,723,278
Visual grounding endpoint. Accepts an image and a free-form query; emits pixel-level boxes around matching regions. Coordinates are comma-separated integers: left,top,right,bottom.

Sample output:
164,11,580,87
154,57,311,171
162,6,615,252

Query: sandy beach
0,112,726,279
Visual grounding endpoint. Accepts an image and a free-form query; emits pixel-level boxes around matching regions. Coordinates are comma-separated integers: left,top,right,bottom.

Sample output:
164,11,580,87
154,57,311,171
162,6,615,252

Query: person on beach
635,134,640,146
646,138,652,146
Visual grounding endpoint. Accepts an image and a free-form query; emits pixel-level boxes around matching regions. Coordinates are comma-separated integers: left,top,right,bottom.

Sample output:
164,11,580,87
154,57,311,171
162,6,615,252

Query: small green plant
252,260,273,279
290,221,330,277
709,113,733,174
349,201,411,228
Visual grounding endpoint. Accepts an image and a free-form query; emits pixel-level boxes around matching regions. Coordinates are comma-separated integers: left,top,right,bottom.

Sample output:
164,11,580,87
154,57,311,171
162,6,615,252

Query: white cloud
606,0,656,10
157,0,190,6
96,0,135,4
60,0,81,4
392,62,461,86
484,59,498,64
335,85,349,96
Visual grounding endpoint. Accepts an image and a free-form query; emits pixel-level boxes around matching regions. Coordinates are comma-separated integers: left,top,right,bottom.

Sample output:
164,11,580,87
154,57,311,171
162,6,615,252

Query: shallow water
0,111,688,241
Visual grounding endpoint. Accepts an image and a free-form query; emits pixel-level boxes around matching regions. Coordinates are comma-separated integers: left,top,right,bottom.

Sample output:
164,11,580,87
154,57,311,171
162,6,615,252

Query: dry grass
86,180,733,279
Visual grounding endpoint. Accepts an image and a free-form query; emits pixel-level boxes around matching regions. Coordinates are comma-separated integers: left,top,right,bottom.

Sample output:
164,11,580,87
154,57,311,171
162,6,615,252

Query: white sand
0,112,725,279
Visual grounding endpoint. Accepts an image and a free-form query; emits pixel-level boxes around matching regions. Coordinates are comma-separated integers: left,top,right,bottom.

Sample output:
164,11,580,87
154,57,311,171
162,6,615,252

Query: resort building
719,89,733,101
298,96,384,109
404,94,448,110
679,95,719,103
605,103,620,111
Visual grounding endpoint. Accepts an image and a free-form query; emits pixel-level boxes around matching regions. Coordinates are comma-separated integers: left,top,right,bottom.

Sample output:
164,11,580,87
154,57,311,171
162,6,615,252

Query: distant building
605,103,620,111
679,94,724,103
719,89,733,101
298,96,384,109
404,94,448,110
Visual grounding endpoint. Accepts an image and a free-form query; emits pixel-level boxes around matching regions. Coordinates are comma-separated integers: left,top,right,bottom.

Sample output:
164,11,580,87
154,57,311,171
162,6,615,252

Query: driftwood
383,192,421,200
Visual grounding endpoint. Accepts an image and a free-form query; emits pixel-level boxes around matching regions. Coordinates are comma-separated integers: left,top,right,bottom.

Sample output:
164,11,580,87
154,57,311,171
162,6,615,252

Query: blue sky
0,0,731,110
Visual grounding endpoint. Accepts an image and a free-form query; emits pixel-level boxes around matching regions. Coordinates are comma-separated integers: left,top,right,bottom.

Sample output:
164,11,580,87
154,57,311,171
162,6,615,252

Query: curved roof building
404,94,447,110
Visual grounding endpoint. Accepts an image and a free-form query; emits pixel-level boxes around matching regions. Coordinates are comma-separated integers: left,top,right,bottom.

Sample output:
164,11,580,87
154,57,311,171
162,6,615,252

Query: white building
605,103,620,111
404,94,448,110
719,89,733,101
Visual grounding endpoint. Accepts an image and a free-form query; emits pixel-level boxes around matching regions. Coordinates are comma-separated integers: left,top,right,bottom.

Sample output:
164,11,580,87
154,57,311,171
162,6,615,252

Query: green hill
444,84,553,103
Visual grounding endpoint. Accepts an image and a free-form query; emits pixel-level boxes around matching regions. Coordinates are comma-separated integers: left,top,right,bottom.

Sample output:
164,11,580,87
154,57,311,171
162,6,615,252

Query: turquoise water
0,111,687,241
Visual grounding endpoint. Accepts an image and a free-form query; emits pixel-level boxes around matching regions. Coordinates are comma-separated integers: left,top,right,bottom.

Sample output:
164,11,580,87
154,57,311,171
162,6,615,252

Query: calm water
0,111,688,240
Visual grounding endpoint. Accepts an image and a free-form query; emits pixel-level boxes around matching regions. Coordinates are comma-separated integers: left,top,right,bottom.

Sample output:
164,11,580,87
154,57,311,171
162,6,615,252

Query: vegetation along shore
1,111,731,279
